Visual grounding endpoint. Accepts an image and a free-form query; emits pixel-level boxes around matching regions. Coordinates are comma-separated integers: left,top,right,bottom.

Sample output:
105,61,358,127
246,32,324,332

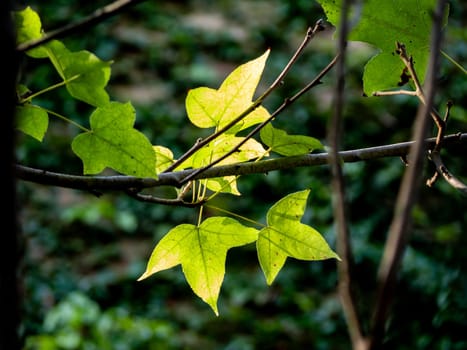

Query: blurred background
15,0,466,349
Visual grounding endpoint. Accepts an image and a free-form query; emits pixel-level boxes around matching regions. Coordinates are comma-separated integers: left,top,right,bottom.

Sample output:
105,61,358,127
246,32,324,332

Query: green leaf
260,123,323,156
178,134,267,195
185,50,271,133
13,6,48,58
45,41,111,107
71,102,157,178
15,105,49,142
153,145,174,173
257,190,340,285
138,217,259,315
183,135,267,169
317,0,448,95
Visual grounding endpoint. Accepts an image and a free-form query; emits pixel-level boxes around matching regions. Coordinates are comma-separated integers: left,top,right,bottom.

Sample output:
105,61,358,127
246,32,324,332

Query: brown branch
327,1,367,349
368,1,448,348
16,0,147,52
15,133,465,193
427,149,467,194
125,188,205,207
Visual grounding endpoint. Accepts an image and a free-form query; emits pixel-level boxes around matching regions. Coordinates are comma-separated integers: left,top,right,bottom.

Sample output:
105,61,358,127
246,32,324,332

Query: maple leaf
138,217,258,315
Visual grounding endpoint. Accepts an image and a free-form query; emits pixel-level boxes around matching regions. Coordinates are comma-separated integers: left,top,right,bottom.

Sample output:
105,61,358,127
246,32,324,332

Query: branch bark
328,1,367,349
15,133,466,193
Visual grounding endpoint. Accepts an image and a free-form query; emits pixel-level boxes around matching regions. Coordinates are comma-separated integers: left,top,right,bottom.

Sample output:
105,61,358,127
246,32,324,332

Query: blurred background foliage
15,0,466,349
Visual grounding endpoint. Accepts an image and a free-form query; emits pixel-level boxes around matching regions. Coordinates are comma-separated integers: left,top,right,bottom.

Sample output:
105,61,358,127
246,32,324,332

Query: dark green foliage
17,0,466,349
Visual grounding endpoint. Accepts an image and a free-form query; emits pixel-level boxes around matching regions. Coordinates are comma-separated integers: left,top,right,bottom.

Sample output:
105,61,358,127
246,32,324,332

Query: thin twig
427,150,467,194
163,20,326,173
125,188,205,207
17,0,147,52
368,1,448,348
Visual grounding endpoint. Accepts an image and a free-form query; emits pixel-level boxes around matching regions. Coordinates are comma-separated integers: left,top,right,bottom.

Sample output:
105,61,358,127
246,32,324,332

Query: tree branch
368,1,448,348
15,133,466,194
328,1,367,348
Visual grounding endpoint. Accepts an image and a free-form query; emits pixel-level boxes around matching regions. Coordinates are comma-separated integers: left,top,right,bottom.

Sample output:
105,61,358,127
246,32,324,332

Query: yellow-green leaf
185,50,271,133
153,145,174,173
45,41,111,107
257,190,340,285
13,6,48,58
71,102,157,178
15,105,49,142
138,217,259,315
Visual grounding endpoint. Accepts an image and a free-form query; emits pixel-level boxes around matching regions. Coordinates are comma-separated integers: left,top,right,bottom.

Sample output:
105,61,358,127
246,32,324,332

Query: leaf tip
136,270,151,282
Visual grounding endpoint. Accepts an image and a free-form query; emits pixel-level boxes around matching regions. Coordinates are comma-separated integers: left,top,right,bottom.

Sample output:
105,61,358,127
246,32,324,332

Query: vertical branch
327,1,366,349
1,0,20,349
368,0,448,348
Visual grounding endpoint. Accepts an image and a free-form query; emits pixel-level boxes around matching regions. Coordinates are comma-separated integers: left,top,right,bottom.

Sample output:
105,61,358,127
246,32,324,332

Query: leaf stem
19,75,80,103
441,49,467,75
205,204,266,228
41,107,90,133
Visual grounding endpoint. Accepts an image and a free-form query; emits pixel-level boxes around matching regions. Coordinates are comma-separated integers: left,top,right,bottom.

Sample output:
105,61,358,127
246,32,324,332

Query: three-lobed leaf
257,190,340,285
185,50,271,133
72,102,157,178
138,217,259,315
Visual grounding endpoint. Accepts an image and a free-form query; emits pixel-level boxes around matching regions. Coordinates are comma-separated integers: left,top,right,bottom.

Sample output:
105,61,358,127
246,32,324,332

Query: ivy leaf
46,40,111,107
15,105,49,142
260,123,323,156
185,50,271,133
13,6,48,58
317,0,448,95
71,102,157,178
138,217,259,315
257,190,340,285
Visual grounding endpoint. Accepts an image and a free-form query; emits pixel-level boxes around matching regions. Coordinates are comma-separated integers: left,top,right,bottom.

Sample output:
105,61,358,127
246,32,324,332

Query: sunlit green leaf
138,217,259,315
13,6,48,58
71,102,157,178
15,105,49,142
204,176,241,196
178,134,267,195
257,190,340,285
260,123,323,156
45,41,111,107
183,135,267,169
153,145,174,173
185,50,271,133
317,0,448,95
